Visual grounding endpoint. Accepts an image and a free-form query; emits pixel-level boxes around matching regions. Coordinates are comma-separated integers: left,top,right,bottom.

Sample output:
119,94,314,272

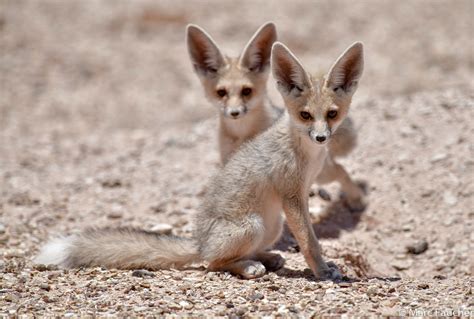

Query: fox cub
36,41,364,280
187,23,364,209
187,22,281,163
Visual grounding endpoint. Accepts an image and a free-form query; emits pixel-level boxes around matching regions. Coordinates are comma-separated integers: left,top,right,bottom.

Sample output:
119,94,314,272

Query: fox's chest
221,108,273,142
303,147,328,192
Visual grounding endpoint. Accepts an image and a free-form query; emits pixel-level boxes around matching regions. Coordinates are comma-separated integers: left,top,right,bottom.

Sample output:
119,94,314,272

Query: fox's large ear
239,22,277,73
186,24,225,77
271,42,311,97
326,42,364,96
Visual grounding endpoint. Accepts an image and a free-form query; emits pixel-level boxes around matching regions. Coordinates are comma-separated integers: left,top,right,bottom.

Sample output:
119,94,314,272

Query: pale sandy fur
36,39,365,281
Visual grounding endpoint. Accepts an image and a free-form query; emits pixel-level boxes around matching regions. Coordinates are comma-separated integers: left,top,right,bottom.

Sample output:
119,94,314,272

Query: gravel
1,0,473,316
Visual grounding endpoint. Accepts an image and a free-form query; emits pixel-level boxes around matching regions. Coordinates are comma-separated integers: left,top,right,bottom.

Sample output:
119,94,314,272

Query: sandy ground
1,0,473,316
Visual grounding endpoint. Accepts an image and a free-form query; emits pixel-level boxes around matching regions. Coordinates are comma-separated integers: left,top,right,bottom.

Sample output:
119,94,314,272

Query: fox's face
187,23,277,119
272,42,364,145
198,59,268,119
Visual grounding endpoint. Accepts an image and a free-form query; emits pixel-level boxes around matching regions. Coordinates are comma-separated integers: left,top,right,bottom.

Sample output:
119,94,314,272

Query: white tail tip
34,236,75,267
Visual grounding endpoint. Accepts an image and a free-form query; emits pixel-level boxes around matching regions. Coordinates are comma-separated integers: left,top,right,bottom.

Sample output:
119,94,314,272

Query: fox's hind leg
253,251,285,271
316,156,366,211
202,212,268,278
209,259,266,279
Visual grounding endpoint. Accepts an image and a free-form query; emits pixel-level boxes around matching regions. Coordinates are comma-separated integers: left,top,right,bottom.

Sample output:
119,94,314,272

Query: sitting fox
187,23,364,209
36,41,365,280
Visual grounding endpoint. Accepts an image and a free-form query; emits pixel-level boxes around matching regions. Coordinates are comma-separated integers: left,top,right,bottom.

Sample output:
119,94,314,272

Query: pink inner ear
188,27,225,74
240,25,276,72
274,55,294,80
272,43,311,95
328,45,363,91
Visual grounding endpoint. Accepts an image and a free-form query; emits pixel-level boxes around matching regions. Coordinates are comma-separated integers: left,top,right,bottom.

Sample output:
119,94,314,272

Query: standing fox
36,41,364,280
187,23,364,209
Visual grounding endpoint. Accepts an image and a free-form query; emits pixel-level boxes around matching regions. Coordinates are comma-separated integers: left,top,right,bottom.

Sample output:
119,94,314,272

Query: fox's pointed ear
326,42,364,96
186,24,225,77
239,22,277,73
271,42,311,97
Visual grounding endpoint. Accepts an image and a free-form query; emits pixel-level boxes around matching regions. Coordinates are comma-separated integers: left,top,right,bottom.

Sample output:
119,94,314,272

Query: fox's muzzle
224,105,248,119
309,120,331,144
309,128,331,144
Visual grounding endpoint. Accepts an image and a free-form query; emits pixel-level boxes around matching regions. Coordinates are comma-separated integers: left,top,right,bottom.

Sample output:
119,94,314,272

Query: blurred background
1,0,472,135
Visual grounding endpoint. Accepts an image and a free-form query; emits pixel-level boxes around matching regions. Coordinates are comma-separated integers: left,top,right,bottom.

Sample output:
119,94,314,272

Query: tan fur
63,228,199,269
187,22,281,163
36,41,364,281
187,23,363,209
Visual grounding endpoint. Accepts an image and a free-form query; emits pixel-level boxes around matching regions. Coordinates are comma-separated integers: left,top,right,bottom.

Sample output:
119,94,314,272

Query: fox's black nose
230,111,240,117
316,135,326,142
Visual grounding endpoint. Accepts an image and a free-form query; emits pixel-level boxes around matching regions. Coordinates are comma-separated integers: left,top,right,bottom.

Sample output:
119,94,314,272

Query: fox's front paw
342,197,367,212
340,189,367,212
316,261,342,281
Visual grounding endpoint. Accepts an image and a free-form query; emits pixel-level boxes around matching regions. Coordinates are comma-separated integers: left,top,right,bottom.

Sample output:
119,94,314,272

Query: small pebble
39,283,50,291
391,259,413,270
34,264,58,271
168,303,182,310
420,189,434,198
406,240,429,255
150,223,173,235
430,153,448,163
4,249,24,258
443,192,458,206
101,178,123,188
4,293,19,302
269,286,283,293
248,292,264,301
367,286,378,296
235,307,247,316
150,203,166,213
179,301,193,310
417,283,429,289
107,205,124,219
132,269,156,278
42,295,55,303
323,292,337,303
140,282,151,288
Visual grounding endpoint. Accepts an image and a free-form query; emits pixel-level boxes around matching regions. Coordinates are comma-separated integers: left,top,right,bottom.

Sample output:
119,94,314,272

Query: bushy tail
35,228,201,270
328,117,358,158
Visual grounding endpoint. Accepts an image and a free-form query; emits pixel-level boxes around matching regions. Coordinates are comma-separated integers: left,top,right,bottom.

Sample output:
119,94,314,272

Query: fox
187,23,364,209
187,22,281,163
35,41,365,280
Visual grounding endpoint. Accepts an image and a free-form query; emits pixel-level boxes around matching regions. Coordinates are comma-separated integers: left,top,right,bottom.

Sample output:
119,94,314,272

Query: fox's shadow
272,266,399,283
275,182,368,252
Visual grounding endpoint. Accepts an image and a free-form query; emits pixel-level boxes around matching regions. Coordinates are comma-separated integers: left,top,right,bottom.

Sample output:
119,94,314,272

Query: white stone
150,223,173,235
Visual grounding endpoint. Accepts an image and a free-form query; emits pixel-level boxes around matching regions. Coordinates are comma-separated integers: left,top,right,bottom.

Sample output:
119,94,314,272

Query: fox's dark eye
217,89,227,97
327,110,338,119
241,87,252,96
300,111,312,120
